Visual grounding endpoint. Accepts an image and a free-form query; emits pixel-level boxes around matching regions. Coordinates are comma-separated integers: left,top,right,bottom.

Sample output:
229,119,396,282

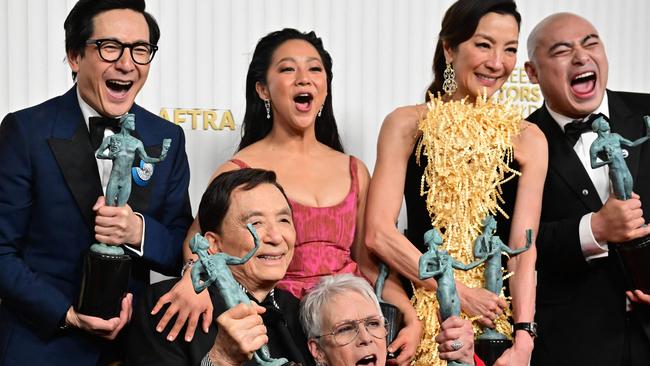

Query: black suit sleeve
536,216,591,273
126,280,194,366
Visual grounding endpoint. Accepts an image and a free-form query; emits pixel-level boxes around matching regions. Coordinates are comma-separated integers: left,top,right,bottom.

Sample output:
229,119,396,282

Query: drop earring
442,62,457,96
318,104,323,117
264,99,271,119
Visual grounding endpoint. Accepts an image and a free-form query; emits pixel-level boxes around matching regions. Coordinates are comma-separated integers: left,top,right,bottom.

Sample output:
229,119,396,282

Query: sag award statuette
418,227,487,366
190,225,297,366
590,115,650,292
78,113,171,319
472,216,531,365
374,262,404,359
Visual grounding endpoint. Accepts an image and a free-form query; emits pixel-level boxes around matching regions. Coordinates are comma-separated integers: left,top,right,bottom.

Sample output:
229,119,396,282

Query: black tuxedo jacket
126,279,315,366
0,86,193,365
527,90,650,366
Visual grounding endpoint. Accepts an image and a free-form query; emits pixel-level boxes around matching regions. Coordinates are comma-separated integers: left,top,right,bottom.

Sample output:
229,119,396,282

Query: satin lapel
126,121,159,214
607,90,645,186
537,106,602,212
47,89,102,228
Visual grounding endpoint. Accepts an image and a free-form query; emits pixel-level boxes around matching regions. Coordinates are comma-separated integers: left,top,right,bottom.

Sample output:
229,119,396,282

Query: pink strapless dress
229,157,363,299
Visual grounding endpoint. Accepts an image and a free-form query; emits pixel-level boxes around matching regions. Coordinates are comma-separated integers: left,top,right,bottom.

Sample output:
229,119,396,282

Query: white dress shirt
77,90,145,256
547,93,611,261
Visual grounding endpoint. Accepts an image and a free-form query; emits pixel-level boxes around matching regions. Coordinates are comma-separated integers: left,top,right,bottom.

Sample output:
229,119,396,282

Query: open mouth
570,71,596,96
257,254,284,261
106,79,134,97
356,354,377,366
293,93,313,112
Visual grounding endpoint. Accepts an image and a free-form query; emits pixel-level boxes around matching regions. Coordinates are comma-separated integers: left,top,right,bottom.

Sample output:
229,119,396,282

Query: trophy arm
189,233,209,255
589,144,610,169
226,224,261,266
419,267,443,280
453,256,486,271
502,229,533,256
419,256,443,280
95,137,112,159
472,236,487,258
622,135,650,147
137,142,165,164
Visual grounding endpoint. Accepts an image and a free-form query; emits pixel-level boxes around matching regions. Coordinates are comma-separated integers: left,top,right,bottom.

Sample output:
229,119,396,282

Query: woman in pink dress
152,29,421,365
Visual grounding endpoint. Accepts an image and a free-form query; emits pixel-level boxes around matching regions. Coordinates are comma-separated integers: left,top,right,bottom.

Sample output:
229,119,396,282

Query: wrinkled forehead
538,15,598,48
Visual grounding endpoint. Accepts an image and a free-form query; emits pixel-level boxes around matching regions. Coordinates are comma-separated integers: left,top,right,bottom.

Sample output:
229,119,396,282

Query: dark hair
64,0,161,80
425,0,521,101
238,28,344,153
197,169,290,234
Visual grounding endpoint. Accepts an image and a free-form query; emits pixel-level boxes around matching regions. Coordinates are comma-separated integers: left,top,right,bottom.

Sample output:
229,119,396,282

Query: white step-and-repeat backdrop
2,0,649,221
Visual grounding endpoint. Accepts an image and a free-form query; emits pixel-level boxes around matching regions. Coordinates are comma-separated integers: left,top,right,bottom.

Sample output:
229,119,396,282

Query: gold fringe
411,93,521,366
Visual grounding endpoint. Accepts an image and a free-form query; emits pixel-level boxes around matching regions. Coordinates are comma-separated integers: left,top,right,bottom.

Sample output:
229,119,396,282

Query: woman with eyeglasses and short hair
300,274,482,366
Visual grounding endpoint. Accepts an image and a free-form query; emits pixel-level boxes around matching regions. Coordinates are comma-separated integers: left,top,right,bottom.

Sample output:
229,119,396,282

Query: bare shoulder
354,157,371,185
210,160,240,181
383,104,428,129
518,120,546,148
380,104,428,143
514,120,548,169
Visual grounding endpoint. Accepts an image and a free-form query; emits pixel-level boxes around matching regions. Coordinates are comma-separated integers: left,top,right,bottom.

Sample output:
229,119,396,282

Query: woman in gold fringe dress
365,0,547,365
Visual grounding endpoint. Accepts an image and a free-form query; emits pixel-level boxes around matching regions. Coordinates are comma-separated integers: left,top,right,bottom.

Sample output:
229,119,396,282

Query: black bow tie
89,116,120,150
564,113,605,146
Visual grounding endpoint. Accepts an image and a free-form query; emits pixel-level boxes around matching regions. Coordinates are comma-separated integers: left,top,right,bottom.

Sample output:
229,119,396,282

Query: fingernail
185,336,191,342
167,336,173,341
156,327,162,332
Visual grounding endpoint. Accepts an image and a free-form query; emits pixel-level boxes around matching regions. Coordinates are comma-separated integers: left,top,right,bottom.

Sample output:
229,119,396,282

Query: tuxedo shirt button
582,189,589,196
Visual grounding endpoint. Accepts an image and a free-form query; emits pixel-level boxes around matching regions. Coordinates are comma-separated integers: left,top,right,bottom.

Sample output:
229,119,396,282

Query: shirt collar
236,282,280,310
76,87,126,131
546,92,610,132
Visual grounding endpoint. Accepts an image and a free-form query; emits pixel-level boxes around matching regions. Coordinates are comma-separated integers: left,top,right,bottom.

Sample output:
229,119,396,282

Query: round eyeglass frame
85,39,158,65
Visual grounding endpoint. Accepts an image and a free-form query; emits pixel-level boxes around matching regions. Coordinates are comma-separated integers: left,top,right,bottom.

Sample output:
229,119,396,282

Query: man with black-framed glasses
0,0,192,365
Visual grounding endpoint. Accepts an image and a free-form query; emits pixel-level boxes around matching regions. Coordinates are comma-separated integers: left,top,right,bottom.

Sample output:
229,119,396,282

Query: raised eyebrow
275,56,296,64
474,33,518,46
275,56,323,65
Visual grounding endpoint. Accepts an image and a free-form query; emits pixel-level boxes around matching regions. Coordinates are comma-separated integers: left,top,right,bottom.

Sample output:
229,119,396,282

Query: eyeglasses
315,316,388,346
86,39,158,65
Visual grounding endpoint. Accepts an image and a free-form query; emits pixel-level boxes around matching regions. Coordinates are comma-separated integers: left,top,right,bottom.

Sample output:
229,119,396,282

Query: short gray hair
299,274,381,339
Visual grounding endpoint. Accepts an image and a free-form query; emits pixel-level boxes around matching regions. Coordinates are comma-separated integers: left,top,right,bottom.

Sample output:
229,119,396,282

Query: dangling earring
442,62,457,96
318,104,323,117
264,99,271,119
